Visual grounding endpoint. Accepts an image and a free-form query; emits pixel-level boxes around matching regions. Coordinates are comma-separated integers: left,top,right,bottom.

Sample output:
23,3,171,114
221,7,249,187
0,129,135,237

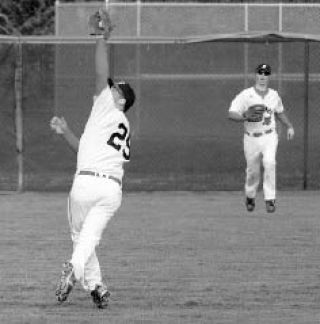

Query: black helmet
118,82,136,112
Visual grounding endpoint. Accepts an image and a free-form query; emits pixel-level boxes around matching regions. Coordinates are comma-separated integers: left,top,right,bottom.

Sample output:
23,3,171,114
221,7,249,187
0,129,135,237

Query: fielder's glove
243,104,266,122
89,9,114,39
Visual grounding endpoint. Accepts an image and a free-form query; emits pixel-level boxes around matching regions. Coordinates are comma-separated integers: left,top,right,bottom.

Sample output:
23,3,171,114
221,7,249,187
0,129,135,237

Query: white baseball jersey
229,87,284,133
76,86,130,180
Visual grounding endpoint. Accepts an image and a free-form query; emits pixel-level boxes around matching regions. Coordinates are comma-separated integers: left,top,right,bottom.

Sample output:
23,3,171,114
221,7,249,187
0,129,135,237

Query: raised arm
89,9,114,96
95,38,110,96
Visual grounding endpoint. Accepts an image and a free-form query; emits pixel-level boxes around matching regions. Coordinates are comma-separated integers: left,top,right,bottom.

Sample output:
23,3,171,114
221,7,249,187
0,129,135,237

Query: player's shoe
265,199,276,213
90,284,111,309
245,197,255,212
55,261,76,303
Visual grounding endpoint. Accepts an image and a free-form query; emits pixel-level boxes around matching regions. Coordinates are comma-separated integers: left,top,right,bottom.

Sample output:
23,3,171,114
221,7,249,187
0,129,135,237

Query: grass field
1,191,320,324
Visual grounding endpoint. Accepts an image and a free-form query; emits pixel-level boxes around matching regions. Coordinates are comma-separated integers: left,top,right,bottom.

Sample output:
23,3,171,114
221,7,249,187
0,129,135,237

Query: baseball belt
245,129,273,137
78,170,122,186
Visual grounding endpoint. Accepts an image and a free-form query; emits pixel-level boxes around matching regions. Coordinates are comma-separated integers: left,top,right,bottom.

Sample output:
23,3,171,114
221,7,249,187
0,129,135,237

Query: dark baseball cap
118,82,136,112
256,63,271,75
107,78,135,112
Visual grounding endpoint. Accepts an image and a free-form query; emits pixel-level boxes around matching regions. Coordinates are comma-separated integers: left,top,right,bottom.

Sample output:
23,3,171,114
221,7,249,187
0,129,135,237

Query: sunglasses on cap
256,64,271,76
257,70,271,76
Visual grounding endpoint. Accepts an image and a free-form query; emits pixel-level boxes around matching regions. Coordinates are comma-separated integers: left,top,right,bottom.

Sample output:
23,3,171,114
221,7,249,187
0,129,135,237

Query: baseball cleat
91,284,111,309
265,199,276,213
245,197,255,212
55,261,76,303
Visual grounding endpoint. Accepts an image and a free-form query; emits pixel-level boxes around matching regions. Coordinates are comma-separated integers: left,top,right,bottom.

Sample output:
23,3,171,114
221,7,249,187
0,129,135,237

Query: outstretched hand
287,127,294,140
50,116,68,134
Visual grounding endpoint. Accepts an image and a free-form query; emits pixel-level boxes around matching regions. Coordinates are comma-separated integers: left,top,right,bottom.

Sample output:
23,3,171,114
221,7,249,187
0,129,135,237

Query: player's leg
244,136,262,208
71,198,120,307
71,202,119,287
70,178,122,299
84,250,102,291
262,133,279,212
56,192,88,302
85,250,111,308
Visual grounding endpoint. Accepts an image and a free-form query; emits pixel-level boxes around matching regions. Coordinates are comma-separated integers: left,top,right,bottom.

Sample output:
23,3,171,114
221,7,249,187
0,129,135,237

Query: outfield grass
1,191,320,323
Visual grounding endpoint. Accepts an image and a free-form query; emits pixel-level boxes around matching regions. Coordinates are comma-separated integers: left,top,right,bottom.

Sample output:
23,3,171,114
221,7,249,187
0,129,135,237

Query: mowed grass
1,191,320,324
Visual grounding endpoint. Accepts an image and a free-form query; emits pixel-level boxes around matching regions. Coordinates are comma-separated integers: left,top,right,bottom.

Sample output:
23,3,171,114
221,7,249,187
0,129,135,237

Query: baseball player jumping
228,63,294,213
51,9,135,308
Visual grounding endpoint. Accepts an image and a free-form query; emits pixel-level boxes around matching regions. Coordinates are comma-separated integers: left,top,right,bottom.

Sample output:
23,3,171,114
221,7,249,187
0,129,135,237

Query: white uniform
68,85,130,291
229,86,284,200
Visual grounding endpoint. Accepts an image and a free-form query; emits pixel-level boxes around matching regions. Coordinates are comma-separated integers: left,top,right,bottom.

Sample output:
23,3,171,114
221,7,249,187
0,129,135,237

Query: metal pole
108,0,115,79
108,42,114,79
244,3,249,88
135,0,141,136
303,41,309,190
15,39,24,192
55,0,60,36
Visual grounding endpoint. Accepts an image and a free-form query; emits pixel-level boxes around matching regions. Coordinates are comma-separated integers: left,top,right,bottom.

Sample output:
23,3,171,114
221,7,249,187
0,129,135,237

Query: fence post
303,40,309,190
15,39,24,192
135,0,141,136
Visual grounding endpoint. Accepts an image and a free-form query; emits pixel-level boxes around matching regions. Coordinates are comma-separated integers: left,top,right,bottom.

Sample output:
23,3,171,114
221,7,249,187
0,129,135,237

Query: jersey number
107,123,130,160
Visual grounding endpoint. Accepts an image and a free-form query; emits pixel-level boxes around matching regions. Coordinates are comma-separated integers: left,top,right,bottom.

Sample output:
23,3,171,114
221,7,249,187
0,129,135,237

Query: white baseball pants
243,132,278,200
67,174,122,291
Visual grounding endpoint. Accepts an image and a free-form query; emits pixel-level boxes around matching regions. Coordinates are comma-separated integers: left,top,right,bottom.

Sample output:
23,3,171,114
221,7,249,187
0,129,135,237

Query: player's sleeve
229,91,246,115
274,92,284,114
93,78,113,102
92,84,115,116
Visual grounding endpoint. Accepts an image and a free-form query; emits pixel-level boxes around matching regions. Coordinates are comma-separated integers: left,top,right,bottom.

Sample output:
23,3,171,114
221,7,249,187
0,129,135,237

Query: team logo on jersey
262,107,272,126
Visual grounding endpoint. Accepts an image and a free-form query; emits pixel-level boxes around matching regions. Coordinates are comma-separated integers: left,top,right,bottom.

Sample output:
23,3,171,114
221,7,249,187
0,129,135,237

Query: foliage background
0,0,55,35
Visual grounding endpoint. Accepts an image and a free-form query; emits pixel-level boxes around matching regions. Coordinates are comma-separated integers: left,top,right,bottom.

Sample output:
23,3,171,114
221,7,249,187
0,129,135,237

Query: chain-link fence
0,43,17,190
1,35,319,191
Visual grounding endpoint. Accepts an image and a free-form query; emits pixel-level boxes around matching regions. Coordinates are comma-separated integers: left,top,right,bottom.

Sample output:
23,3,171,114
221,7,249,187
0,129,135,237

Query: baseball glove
89,9,114,39
243,104,266,122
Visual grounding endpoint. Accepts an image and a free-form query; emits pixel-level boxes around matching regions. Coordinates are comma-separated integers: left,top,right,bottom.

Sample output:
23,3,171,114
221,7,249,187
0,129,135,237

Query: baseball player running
228,63,294,213
51,9,135,308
